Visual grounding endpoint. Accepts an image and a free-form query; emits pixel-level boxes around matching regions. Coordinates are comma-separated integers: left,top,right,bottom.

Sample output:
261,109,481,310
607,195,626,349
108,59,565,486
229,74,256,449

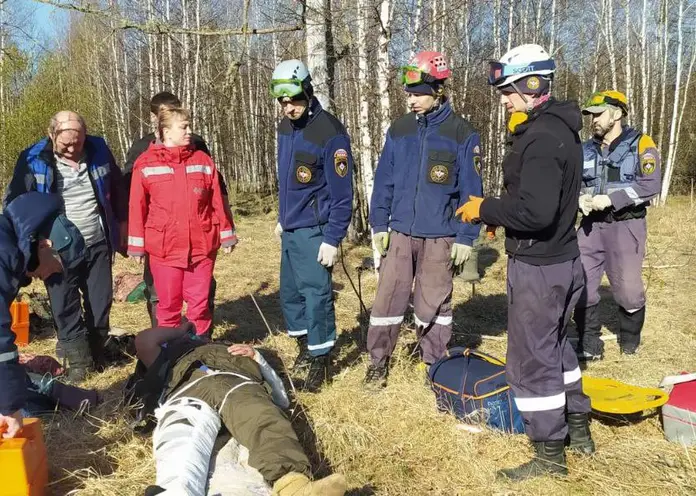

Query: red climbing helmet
401,51,452,85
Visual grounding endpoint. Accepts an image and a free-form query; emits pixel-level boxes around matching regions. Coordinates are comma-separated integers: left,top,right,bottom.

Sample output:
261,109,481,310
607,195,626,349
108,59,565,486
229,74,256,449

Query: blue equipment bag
428,347,525,434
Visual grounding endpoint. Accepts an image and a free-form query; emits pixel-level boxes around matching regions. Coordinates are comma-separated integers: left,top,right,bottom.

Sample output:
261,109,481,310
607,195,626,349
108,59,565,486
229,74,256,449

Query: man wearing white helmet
457,44,594,480
270,60,354,392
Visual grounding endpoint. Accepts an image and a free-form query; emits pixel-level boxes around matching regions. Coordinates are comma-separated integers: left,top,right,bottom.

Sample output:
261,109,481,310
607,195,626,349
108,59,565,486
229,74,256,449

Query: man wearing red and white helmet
365,51,483,388
457,44,594,480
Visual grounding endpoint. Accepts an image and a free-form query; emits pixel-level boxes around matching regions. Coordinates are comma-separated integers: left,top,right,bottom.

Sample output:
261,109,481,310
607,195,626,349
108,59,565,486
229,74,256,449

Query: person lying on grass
127,322,346,496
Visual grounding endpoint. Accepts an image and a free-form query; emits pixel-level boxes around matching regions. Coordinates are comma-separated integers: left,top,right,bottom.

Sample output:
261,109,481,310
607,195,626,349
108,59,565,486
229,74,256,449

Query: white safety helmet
270,59,312,99
488,44,556,88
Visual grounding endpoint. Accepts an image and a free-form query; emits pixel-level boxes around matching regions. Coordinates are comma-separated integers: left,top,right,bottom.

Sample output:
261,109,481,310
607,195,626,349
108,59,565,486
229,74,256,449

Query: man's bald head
48,111,86,162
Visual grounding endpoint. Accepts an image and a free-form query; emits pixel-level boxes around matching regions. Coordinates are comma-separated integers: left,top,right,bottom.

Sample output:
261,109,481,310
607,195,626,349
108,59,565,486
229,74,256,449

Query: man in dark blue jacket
270,59,353,391
0,193,83,438
3,111,128,381
365,51,483,388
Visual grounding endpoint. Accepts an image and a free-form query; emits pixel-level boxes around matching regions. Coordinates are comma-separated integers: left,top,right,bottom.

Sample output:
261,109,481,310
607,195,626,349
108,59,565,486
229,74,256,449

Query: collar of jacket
291,97,323,130
37,136,102,167
592,125,640,154
152,143,195,163
415,98,452,127
510,97,557,136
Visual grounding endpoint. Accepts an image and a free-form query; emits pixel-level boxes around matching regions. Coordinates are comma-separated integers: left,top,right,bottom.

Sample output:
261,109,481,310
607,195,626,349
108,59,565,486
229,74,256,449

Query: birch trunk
624,0,632,126
410,0,423,58
357,0,378,267
660,0,684,204
640,0,649,131
305,0,331,110
657,0,670,152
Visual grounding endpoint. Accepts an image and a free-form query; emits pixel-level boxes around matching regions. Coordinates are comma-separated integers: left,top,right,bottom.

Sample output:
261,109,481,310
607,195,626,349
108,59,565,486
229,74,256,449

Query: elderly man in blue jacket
3,111,128,381
0,193,83,438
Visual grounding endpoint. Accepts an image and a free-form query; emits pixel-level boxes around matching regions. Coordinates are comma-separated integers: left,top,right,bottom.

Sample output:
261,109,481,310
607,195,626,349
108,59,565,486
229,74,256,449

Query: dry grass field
19,194,696,495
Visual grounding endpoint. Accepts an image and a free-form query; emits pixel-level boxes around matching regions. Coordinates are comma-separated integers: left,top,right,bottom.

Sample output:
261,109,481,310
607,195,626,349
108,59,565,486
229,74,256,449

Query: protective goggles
400,66,436,86
487,59,556,86
269,78,305,99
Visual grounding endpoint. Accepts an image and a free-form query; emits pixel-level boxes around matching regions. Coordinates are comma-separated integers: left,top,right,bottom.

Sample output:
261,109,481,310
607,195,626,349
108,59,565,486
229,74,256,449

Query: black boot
574,305,604,361
566,412,596,455
62,339,94,383
619,306,645,354
303,354,330,392
363,362,389,390
497,440,568,481
292,336,312,371
144,485,166,496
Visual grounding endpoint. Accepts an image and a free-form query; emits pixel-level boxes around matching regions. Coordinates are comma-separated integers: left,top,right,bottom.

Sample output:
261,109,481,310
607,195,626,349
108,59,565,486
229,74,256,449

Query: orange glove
455,196,484,223
486,225,496,240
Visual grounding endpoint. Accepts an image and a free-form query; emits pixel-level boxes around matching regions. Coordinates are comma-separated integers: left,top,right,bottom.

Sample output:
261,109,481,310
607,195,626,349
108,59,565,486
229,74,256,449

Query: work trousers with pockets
367,232,454,366
506,257,592,442
280,226,336,357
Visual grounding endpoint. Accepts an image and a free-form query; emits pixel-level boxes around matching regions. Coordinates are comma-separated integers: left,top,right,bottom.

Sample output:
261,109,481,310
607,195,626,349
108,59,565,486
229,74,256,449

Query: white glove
450,243,473,267
317,242,338,267
274,222,283,241
578,194,593,216
591,194,613,212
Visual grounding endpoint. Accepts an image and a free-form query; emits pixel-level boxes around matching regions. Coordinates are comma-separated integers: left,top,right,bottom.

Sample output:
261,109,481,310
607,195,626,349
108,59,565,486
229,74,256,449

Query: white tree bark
660,0,684,204
640,0,649,131
624,0,633,126
357,0,378,268
657,0,670,152
377,0,391,143
549,0,556,55
606,0,618,89
305,0,331,110
410,0,423,58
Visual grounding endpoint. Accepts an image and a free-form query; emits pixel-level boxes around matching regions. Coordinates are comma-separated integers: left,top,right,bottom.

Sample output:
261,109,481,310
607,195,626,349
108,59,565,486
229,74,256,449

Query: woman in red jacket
127,108,236,337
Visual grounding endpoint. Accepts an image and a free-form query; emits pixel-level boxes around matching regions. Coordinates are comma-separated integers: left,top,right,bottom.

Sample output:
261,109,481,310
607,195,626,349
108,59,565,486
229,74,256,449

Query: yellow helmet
582,90,628,116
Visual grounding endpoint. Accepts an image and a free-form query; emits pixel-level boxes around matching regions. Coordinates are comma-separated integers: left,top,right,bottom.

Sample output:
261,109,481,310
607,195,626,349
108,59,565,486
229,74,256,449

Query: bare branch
31,0,303,36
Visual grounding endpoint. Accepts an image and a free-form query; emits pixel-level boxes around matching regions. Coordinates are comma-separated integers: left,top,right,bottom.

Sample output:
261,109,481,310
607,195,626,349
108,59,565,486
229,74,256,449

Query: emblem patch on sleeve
641,153,656,175
334,149,349,177
473,156,482,176
429,164,449,183
296,165,313,183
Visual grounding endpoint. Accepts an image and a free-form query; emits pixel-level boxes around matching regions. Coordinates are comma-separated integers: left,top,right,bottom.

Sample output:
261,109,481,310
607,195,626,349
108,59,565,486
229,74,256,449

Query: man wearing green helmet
270,59,354,392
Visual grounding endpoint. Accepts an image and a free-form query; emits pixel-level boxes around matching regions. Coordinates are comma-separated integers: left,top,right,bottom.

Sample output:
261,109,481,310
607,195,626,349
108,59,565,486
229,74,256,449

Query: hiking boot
272,471,346,496
573,305,604,361
303,355,330,392
497,440,568,481
62,340,94,383
566,412,596,455
292,336,312,371
619,306,645,355
363,363,388,390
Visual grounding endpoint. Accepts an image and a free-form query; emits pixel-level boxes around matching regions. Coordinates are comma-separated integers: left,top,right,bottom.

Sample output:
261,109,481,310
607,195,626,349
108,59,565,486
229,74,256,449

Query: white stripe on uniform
186,165,212,175
308,340,335,351
288,329,308,337
563,367,582,385
128,236,145,247
142,166,174,177
514,391,566,412
370,315,404,326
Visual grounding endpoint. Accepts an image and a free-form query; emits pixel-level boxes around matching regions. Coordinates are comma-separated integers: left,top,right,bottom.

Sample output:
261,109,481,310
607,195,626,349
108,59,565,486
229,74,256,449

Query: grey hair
48,112,87,136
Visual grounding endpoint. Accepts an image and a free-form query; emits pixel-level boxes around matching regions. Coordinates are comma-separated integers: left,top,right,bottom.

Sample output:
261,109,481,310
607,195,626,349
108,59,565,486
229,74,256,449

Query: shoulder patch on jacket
638,134,657,154
390,114,418,139
334,149,349,177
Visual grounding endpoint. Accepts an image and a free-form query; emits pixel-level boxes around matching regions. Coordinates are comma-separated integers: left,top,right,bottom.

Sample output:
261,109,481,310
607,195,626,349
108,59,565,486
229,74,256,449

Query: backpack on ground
428,347,525,434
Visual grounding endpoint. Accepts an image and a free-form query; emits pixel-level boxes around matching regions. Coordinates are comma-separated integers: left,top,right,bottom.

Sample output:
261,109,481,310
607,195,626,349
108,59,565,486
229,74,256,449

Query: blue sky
15,0,68,50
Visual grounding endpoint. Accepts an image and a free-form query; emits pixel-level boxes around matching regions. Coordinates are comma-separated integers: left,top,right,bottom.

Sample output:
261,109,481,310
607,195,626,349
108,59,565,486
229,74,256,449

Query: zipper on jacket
310,194,320,225
284,128,296,227
411,117,427,234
